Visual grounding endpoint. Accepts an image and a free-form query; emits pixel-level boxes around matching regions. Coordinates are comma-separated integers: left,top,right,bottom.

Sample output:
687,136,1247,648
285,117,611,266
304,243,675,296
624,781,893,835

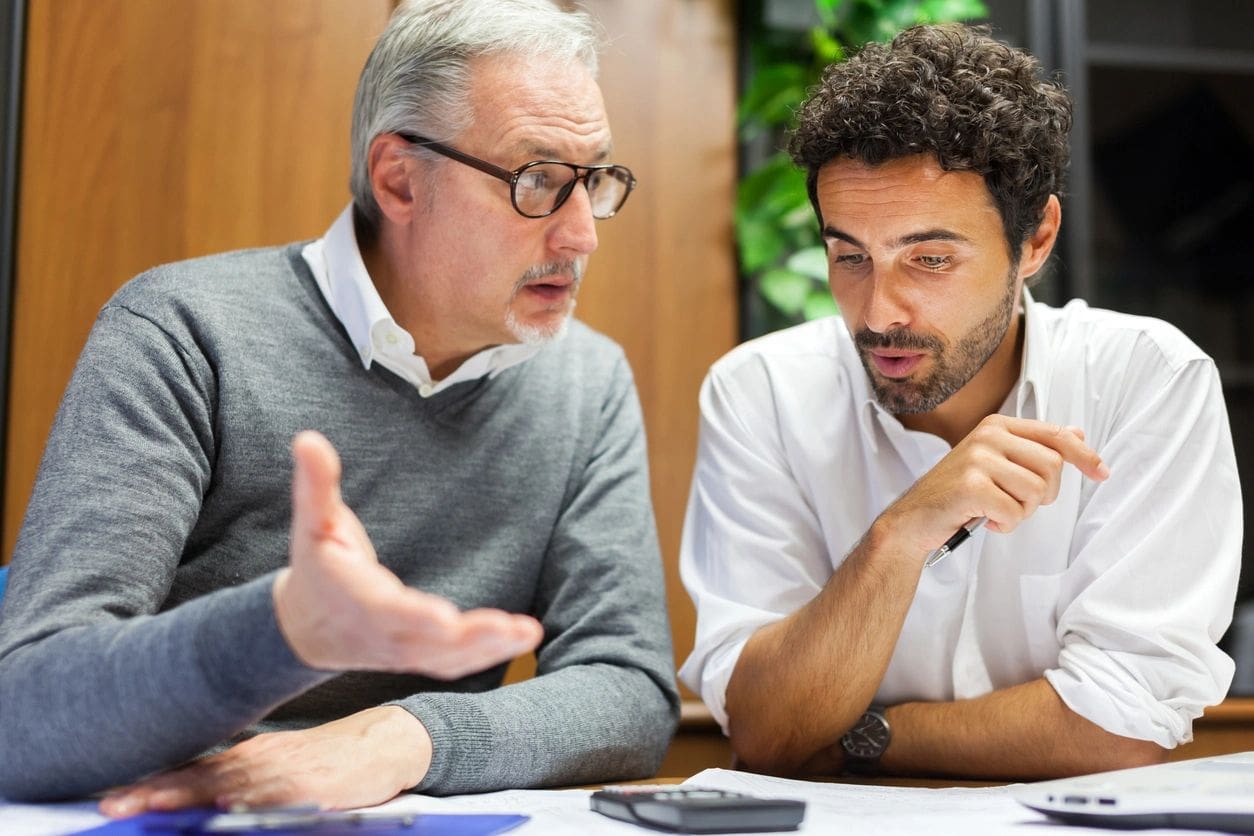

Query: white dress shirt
679,292,1241,747
301,205,540,396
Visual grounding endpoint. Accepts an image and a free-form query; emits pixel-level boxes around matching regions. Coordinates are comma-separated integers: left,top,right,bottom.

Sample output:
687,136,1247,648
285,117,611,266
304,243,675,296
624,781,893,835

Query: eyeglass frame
394,132,637,220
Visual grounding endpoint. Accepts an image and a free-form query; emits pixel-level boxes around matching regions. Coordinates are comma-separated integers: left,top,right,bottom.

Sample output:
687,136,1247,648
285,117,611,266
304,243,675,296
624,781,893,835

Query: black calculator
590,786,806,833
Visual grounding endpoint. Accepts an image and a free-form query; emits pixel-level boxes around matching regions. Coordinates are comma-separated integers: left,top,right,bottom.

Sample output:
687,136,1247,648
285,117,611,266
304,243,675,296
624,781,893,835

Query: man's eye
518,170,552,192
917,255,951,270
834,254,866,268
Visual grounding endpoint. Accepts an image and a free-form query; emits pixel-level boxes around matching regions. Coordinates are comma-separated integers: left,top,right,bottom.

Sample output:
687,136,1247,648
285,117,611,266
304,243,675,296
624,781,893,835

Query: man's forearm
0,576,328,801
403,663,677,794
881,678,1168,779
725,518,925,774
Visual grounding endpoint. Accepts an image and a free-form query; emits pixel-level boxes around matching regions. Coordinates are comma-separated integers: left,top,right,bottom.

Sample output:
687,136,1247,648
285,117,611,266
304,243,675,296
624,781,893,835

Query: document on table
355,770,1190,835
0,771,1201,835
0,799,107,835
679,769,1194,834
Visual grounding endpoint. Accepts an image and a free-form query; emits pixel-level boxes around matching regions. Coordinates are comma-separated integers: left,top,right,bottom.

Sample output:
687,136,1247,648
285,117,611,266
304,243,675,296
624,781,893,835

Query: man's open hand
274,430,543,675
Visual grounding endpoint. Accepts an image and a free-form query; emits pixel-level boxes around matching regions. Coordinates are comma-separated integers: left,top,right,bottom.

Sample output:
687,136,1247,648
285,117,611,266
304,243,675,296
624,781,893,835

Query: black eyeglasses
396,132,636,220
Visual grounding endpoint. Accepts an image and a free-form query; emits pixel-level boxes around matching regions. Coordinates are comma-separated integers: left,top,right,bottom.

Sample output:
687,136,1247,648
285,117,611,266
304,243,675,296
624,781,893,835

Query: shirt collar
1012,286,1046,419
306,204,391,368
852,285,1047,448
302,204,541,391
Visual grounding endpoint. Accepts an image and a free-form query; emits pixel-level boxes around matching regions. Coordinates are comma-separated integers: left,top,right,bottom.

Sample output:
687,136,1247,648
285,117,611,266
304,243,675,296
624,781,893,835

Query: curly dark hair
789,24,1073,265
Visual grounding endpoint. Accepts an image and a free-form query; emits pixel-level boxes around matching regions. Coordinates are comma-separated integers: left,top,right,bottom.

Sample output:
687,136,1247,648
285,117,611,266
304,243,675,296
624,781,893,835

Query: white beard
505,302,574,345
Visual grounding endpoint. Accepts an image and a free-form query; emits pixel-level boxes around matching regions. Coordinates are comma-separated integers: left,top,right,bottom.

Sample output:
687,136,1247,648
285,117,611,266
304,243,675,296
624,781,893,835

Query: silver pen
924,516,987,568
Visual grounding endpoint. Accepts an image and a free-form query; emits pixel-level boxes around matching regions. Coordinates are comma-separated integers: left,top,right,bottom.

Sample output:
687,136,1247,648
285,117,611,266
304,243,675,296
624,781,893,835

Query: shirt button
385,332,399,345
418,383,434,397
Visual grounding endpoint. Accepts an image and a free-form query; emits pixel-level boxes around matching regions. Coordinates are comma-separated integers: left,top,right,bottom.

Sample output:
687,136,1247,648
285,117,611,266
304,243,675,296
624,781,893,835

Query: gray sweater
0,245,678,801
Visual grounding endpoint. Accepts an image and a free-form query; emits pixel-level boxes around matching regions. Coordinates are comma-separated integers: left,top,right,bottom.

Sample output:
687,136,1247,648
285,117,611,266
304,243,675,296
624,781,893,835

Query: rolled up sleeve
1044,356,1240,747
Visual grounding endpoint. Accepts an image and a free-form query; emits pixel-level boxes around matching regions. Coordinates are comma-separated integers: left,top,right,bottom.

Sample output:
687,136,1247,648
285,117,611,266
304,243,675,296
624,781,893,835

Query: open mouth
869,351,926,378
523,281,573,303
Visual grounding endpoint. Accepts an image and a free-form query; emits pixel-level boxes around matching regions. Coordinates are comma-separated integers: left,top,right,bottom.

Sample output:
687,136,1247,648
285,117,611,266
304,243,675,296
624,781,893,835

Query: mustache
514,260,584,292
854,327,944,353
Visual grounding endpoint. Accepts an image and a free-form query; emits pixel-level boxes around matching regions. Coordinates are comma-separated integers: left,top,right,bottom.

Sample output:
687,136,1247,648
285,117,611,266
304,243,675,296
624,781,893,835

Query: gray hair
349,0,602,229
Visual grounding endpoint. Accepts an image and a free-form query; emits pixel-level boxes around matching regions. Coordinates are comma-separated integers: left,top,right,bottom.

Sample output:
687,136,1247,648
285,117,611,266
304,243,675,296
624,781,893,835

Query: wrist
369,706,433,791
839,705,892,775
271,568,315,667
864,514,926,568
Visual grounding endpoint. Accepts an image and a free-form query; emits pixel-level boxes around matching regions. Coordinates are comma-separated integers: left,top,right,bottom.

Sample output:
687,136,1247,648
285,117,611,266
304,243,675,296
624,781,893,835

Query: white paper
0,799,106,836
680,769,1205,835
2,772,1216,835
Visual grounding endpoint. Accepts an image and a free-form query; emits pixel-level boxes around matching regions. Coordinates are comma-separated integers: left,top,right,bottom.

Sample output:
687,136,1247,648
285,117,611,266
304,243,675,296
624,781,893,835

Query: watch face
842,711,890,759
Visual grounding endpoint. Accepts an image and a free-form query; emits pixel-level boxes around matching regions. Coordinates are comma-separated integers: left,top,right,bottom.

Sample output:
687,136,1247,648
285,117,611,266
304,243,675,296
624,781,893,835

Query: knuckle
993,515,1018,533
960,471,987,496
970,423,998,444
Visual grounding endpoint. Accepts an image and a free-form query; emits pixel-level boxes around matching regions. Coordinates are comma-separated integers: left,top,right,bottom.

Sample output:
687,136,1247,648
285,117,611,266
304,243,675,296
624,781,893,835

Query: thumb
291,430,343,549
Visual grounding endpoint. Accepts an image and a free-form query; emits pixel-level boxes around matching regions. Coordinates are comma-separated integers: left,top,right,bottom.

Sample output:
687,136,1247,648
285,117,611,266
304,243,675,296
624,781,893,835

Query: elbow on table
727,718,818,778
635,695,682,778
1068,734,1169,777
597,677,680,782
1110,736,1171,769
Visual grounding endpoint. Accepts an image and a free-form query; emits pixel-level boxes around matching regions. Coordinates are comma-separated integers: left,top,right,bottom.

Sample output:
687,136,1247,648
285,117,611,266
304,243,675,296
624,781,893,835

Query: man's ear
1018,194,1061,281
368,133,422,225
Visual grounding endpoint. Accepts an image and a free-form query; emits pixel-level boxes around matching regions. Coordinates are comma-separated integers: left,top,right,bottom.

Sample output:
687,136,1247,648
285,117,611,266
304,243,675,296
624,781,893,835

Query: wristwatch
840,706,891,774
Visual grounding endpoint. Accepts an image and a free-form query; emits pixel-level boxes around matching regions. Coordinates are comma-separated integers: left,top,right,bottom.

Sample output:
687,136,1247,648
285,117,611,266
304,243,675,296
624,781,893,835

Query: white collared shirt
301,205,540,396
679,291,1241,747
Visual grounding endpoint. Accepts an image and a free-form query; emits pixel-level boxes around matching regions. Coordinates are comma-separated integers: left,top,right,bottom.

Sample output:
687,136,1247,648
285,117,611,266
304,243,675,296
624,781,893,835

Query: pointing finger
1020,422,1109,482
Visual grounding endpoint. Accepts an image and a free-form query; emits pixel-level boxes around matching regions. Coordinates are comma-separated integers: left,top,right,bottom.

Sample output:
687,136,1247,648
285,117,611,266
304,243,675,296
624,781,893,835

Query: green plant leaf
879,1,925,39
738,154,812,225
759,268,813,316
786,246,829,280
780,203,820,235
735,215,787,273
810,28,845,65
737,155,790,214
803,289,840,320
916,0,988,23
764,174,812,219
813,0,843,30
737,63,808,130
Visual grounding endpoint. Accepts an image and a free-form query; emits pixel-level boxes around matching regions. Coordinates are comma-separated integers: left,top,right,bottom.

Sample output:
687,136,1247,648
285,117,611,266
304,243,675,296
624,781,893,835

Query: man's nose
548,181,599,257
862,272,910,334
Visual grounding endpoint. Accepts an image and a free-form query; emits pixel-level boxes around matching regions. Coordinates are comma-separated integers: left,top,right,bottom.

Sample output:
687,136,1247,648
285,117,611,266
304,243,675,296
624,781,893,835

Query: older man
681,24,1239,780
0,0,677,812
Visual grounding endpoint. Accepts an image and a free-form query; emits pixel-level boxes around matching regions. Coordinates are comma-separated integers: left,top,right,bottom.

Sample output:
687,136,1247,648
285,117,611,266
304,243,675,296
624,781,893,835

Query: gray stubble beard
505,260,584,345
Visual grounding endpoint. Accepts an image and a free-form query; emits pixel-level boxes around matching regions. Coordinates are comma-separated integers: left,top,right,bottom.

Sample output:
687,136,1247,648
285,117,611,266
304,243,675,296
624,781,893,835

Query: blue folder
71,808,528,836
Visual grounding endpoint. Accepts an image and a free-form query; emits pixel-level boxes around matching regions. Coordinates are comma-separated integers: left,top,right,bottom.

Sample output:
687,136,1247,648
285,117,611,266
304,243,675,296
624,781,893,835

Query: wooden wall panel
578,0,739,691
4,0,393,560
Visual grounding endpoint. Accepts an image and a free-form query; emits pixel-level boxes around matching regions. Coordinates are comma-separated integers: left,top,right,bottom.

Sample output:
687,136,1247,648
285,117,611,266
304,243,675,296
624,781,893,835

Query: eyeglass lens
515,163,634,219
